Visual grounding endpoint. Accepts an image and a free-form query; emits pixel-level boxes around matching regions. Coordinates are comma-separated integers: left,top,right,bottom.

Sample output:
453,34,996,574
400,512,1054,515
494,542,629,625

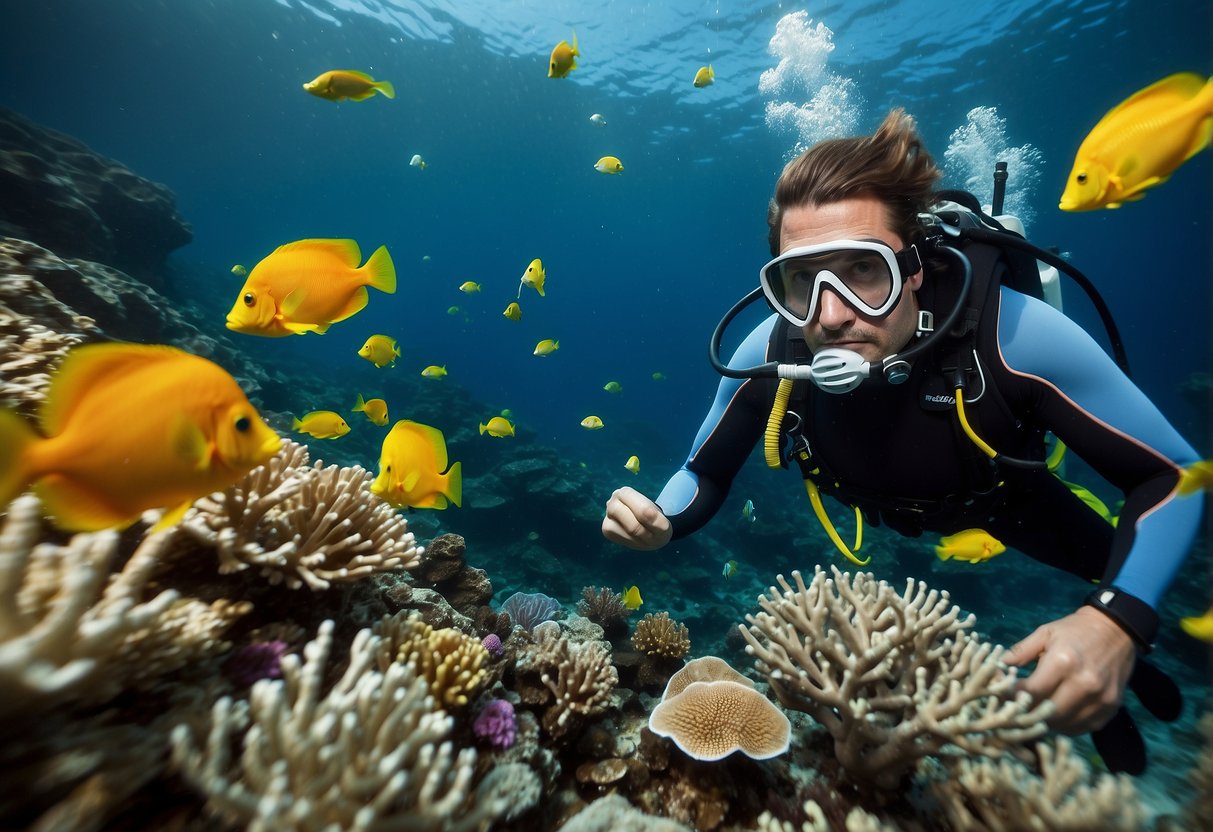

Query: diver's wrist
1082,587,1158,653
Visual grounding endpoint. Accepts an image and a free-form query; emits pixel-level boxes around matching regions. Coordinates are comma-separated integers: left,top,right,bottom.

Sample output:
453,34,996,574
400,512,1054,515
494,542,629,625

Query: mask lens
763,244,899,322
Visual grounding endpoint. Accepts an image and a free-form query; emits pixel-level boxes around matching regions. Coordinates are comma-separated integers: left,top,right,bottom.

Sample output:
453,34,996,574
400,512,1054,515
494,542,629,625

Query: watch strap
1083,587,1158,653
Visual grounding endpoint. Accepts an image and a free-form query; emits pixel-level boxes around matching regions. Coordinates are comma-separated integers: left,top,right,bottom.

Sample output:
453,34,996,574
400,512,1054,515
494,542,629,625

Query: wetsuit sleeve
655,315,778,539
995,287,1204,610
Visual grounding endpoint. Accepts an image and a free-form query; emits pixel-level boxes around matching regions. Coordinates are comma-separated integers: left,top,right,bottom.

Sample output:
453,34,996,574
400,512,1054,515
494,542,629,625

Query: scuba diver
601,108,1204,774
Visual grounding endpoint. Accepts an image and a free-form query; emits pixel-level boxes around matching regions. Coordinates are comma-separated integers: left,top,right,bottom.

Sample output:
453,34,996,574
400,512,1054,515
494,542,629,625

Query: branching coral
523,623,619,740
171,620,509,831
178,440,420,590
0,311,92,416
632,611,691,659
740,566,1051,789
374,611,488,708
577,586,631,640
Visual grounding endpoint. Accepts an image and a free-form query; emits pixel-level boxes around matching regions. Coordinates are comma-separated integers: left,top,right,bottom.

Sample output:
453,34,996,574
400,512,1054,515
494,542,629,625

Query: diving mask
759,239,922,326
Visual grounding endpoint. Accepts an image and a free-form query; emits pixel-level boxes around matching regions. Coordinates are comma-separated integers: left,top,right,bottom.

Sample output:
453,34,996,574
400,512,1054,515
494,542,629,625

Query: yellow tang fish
303,69,395,102
603,381,622,394
0,343,280,532
595,156,624,174
548,30,579,78
502,302,522,321
225,239,396,338
421,365,448,378
230,264,247,276
459,281,481,294
581,415,604,430
518,258,546,298
934,529,1006,564
624,455,640,474
1179,459,1213,496
1180,606,1213,643
358,334,400,368
533,339,559,356
693,64,715,88
479,416,515,438
621,585,643,610
353,394,389,426
292,411,350,439
369,420,462,510
1059,72,1213,211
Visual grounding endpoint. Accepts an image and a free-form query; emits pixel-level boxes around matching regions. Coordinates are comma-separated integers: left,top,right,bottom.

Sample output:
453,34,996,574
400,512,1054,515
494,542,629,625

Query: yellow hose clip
805,479,869,566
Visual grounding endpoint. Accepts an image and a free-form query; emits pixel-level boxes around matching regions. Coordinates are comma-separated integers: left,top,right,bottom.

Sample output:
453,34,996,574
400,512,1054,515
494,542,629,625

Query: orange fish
369,420,462,510
225,239,396,337
0,343,281,531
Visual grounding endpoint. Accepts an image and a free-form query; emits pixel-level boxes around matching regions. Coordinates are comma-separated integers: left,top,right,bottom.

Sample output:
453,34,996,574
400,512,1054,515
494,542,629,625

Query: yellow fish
358,334,400,368
533,339,559,356
353,394,389,426
369,420,462,510
0,343,280,532
603,381,623,394
1179,460,1213,495
502,302,522,321
1180,607,1213,643
548,30,579,78
447,306,461,315
595,156,624,174
459,281,481,294
422,365,448,378
621,585,643,610
479,416,515,438
693,64,715,88
581,415,604,430
518,258,546,298
1059,72,1213,211
303,69,395,102
292,411,350,439
624,455,640,474
225,239,396,338
230,264,247,276
934,529,1006,564
409,154,427,170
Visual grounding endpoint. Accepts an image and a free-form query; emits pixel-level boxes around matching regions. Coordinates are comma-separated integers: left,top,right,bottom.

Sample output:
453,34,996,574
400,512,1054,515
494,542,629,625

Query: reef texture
0,107,191,280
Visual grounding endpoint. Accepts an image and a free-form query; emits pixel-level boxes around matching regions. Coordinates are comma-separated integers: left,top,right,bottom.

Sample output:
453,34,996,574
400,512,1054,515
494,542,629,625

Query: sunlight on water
758,11,862,157
943,106,1045,229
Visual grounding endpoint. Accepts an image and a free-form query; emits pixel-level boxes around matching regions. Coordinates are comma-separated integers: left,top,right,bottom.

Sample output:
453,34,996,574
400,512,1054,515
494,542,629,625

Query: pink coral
473,698,517,750
481,633,504,658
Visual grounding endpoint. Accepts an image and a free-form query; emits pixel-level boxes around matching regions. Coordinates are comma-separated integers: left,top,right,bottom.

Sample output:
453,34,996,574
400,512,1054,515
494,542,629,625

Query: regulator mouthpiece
809,347,872,394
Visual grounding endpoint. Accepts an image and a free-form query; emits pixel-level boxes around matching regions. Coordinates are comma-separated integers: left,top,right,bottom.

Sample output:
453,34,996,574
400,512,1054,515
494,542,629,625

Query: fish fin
1183,113,1213,163
274,238,362,267
170,415,213,471
152,500,194,533
38,343,182,437
0,409,39,509
331,287,369,324
281,287,307,318
349,89,377,101
374,81,396,99
444,460,462,508
344,70,375,81
402,469,422,494
360,245,397,294
934,546,952,561
407,422,450,471
353,394,367,412
34,474,134,532
412,492,448,509
1102,72,1209,122
283,321,323,334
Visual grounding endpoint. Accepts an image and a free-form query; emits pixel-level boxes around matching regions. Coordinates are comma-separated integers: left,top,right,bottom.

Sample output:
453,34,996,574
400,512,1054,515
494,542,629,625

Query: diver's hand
602,486,672,550
1004,606,1136,735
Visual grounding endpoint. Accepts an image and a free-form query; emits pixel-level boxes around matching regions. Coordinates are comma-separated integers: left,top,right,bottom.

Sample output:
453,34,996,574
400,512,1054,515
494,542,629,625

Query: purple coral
482,633,504,658
224,640,290,687
473,698,518,750
501,591,561,633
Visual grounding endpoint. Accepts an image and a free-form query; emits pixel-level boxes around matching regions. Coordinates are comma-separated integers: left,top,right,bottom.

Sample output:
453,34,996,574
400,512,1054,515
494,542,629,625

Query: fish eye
234,415,251,432
243,292,255,306
1076,172,1087,184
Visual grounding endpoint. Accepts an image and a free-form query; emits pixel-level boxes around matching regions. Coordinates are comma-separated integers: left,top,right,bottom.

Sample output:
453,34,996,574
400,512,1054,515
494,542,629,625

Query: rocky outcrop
0,108,192,283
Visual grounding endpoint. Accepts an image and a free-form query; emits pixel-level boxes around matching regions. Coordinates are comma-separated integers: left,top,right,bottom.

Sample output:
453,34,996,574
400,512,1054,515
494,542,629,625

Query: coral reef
633,611,692,659
474,698,519,750
408,532,495,619
1185,709,1213,831
578,585,632,640
374,611,489,707
502,590,563,632
649,678,791,761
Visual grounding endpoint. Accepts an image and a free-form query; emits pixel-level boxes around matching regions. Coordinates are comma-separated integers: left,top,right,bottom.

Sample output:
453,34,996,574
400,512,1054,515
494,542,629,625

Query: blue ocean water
3,0,1212,823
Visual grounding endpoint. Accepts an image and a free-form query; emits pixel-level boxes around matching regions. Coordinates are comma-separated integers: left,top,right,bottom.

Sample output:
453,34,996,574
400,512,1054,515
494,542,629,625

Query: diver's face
780,196,923,363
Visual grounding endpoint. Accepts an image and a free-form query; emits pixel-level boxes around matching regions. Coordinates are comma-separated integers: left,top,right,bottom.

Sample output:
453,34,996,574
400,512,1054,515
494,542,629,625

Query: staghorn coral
632,611,691,659
178,440,420,590
740,566,1051,789
374,611,488,707
171,620,509,832
577,585,632,640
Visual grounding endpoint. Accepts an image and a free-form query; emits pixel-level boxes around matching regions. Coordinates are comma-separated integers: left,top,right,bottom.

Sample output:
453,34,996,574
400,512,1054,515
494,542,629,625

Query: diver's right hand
602,486,673,550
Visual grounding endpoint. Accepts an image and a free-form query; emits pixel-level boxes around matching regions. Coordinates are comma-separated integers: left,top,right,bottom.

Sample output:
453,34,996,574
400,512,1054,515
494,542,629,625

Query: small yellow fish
624,455,640,474
292,411,350,439
502,302,522,321
1059,72,1213,211
621,585,643,610
518,258,546,298
352,393,389,426
0,343,280,532
595,156,624,174
603,381,623,394
722,559,738,579
1180,607,1213,643
580,415,604,430
447,306,461,315
934,529,1006,564
459,281,481,294
652,372,666,381
693,64,715,88
303,69,395,102
225,239,396,337
479,416,515,438
533,339,560,357
589,113,607,126
409,154,427,170
422,365,448,378
358,334,400,368
369,420,462,510
231,264,247,276
1179,460,1213,495
548,30,579,78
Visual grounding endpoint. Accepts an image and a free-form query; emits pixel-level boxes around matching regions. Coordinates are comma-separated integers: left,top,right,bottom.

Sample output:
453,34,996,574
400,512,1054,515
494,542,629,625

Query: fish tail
444,460,463,508
375,81,396,99
353,394,367,412
0,409,39,510
361,246,397,294
933,546,951,561
292,416,304,430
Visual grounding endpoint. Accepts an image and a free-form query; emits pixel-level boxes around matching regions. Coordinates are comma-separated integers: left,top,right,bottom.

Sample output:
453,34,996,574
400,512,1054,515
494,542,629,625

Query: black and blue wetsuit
656,284,1203,614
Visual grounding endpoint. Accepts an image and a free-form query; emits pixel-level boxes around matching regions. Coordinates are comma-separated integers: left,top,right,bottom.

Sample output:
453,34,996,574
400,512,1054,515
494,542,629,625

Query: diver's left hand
1004,606,1136,735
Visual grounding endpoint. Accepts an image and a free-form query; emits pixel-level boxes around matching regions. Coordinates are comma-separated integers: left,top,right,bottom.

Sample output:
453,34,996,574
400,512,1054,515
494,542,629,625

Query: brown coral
374,612,488,707
577,586,631,640
649,679,791,761
632,611,691,659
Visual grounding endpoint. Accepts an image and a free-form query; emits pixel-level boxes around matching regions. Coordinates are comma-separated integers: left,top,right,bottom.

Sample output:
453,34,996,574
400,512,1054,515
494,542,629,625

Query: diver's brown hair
766,108,941,256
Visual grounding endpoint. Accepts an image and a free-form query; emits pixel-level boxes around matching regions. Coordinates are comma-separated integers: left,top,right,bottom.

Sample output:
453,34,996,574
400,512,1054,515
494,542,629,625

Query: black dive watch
1083,587,1159,653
